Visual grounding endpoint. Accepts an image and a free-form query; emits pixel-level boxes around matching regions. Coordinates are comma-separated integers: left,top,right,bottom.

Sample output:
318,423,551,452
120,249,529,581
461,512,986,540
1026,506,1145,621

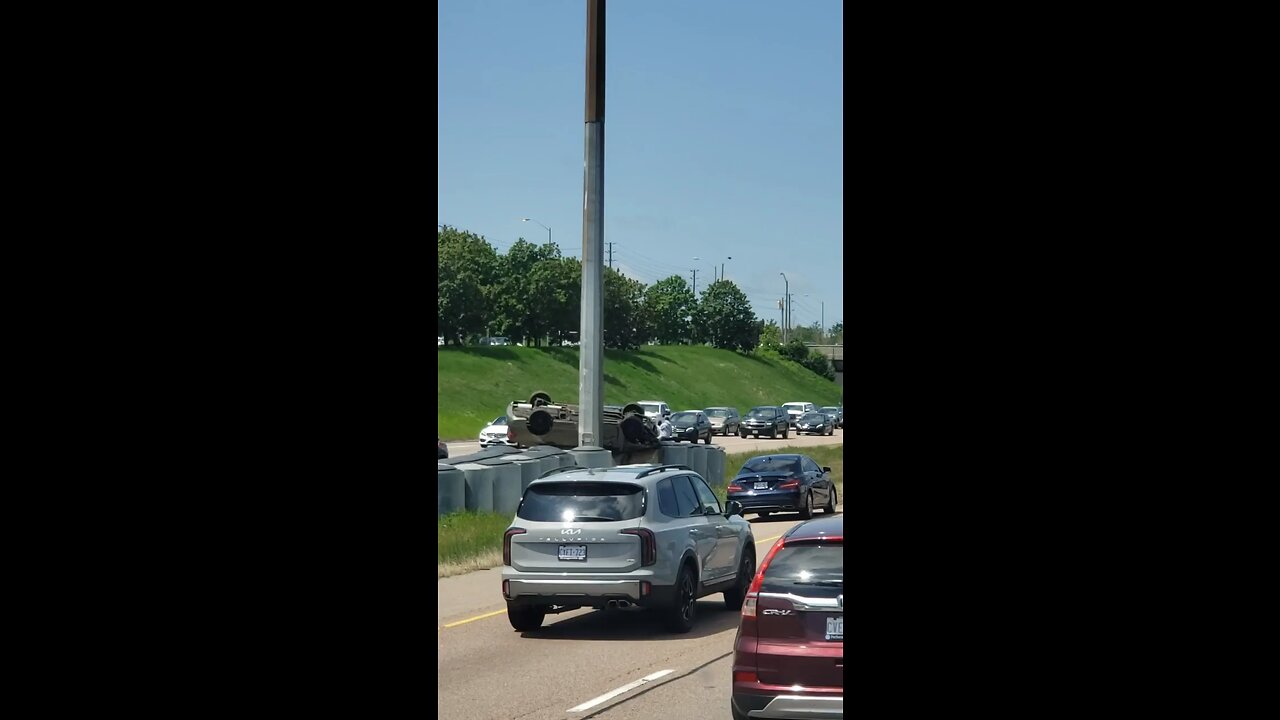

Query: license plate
755,481,769,489
825,616,843,641
558,545,587,561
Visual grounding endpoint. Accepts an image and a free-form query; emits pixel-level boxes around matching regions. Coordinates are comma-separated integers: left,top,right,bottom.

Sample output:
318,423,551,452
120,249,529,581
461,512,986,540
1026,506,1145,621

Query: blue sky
439,0,843,332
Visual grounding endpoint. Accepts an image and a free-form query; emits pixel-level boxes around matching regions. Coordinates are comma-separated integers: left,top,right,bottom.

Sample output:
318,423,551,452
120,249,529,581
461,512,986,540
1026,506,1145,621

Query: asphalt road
445,426,846,459
437,508,843,720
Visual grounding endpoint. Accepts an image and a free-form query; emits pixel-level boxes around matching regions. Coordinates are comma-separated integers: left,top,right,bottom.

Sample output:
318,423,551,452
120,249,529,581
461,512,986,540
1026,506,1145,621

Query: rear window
740,457,800,474
760,542,844,594
517,482,646,522
705,409,729,417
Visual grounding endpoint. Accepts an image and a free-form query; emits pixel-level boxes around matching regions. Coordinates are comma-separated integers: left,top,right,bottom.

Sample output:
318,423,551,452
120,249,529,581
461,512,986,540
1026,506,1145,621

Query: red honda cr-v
731,514,843,719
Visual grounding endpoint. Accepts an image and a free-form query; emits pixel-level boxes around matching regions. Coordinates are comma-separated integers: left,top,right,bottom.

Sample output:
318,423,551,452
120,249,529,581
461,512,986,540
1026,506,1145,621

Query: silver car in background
502,464,757,634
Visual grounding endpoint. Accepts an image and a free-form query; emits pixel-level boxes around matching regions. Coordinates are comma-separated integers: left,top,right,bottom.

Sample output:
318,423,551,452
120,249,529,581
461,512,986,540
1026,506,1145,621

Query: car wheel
757,511,771,518
825,486,838,514
828,426,834,436
783,426,789,439
768,428,776,439
740,431,748,439
723,545,756,611
664,565,698,633
507,603,545,632
704,432,712,445
799,491,813,519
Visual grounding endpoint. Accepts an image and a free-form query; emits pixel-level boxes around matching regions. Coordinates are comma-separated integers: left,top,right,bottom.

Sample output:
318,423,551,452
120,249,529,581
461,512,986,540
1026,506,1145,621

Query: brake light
621,528,656,566
733,670,759,683
503,527,526,565
727,484,743,492
742,537,787,617
778,480,800,489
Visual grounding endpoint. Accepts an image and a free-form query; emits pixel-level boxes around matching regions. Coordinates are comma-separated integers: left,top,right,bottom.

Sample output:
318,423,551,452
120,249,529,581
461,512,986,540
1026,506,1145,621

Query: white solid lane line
566,669,676,713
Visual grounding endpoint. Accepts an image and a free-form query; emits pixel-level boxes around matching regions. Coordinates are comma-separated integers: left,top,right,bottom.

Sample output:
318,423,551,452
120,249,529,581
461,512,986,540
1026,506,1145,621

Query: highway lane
445,427,845,460
437,509,842,720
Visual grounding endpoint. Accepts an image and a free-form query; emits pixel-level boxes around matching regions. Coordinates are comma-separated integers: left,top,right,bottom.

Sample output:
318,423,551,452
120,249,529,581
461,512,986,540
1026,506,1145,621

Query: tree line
438,226,837,379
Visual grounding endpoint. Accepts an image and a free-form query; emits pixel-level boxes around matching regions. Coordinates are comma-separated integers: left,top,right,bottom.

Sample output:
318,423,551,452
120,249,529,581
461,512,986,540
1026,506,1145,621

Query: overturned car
505,391,662,460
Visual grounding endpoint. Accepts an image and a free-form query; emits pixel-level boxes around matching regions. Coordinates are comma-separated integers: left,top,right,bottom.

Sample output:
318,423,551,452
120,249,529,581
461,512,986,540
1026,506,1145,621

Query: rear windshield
747,408,775,418
739,457,800,474
705,409,729,417
761,542,844,594
641,404,660,413
820,407,838,413
783,404,807,411
518,482,646,522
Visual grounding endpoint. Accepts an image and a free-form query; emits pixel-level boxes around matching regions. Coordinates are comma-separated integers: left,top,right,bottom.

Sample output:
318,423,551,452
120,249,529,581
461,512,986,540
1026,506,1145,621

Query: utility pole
820,302,824,343
787,293,794,343
778,300,785,342
606,242,615,269
575,0,607,463
691,268,698,296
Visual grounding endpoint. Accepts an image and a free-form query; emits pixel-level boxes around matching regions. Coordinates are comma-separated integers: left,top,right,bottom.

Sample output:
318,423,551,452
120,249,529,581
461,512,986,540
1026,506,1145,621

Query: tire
828,426,834,436
783,426,789,439
703,432,712,445
799,491,813,519
507,603,545,632
664,565,698,633
757,511,771,518
768,428,776,439
825,486,838,514
740,431,748,439
723,545,756,611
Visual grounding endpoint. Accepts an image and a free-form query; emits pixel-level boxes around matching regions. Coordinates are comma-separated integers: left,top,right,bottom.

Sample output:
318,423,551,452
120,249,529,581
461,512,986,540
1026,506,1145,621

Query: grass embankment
436,444,845,578
437,345,842,440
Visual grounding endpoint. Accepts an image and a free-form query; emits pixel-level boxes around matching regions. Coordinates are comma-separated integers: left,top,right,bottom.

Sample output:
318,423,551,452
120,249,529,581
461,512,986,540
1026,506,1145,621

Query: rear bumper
503,576,678,608
728,491,802,512
732,691,843,719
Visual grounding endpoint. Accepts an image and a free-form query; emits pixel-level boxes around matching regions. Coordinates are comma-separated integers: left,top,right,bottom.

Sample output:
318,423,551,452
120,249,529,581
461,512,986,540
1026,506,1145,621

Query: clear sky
438,0,843,332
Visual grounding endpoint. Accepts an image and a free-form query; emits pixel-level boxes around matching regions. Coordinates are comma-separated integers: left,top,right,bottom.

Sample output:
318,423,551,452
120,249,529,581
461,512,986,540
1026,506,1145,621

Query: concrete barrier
660,441,689,467
438,463,466,515
569,447,614,468
456,462,495,513
441,445,521,466
506,455,543,492
478,457,523,516
686,443,707,481
705,446,726,487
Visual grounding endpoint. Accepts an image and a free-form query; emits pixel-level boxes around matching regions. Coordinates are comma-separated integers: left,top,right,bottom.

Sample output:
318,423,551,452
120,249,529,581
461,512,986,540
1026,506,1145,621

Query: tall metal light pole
720,256,733,282
521,218,552,246
575,0,607,464
779,272,789,342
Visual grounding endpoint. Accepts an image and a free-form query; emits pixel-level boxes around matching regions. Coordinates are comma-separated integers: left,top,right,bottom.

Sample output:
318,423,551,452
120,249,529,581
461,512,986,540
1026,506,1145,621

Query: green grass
438,510,511,569
438,345,843,440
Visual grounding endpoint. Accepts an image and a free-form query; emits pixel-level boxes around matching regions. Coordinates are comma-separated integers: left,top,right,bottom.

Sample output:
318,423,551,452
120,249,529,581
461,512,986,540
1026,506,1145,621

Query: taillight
727,484,743,492
507,429,516,442
733,670,759,683
503,527,526,565
743,537,787,617
620,528,656,566
778,480,801,489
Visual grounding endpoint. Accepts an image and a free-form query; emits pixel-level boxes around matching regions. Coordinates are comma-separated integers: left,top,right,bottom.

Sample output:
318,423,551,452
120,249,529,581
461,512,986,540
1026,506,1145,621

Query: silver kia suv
502,464,757,634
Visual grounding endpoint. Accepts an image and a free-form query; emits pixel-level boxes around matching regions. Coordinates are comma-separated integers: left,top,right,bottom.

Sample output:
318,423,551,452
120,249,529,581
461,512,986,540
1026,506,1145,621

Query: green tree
802,349,836,381
493,239,562,345
603,268,649,350
758,320,782,349
438,226,500,345
828,321,844,344
530,256,581,344
642,275,695,345
693,280,759,352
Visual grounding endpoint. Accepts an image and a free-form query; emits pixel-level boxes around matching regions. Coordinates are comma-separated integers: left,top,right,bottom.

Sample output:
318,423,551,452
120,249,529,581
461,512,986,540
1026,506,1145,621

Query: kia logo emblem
561,528,581,535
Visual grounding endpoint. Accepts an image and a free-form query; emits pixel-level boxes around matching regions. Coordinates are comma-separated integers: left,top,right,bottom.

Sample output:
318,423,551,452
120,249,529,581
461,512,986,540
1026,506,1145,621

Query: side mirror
822,466,832,473
726,500,744,517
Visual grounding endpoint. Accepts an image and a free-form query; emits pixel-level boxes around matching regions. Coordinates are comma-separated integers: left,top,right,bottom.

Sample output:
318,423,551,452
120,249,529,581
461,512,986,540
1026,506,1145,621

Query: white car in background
637,401,672,421
781,402,817,427
478,415,518,448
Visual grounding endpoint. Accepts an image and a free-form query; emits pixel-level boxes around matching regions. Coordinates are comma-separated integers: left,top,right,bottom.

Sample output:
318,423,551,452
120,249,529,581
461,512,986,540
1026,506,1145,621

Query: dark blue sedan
726,453,837,519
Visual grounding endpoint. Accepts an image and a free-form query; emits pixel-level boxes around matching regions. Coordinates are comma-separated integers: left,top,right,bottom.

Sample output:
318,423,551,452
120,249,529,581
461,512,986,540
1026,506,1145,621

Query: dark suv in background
739,406,789,440
731,515,843,720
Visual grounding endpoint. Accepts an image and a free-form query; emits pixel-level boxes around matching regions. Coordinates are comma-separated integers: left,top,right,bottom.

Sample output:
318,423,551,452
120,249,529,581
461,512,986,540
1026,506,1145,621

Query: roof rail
537,465,586,479
635,464,692,479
